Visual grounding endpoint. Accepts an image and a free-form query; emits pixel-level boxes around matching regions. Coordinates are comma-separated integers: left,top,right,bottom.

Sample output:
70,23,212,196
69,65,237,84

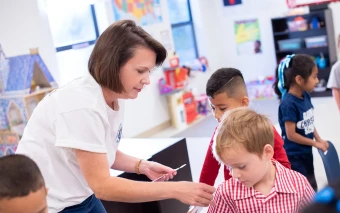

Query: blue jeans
60,194,107,213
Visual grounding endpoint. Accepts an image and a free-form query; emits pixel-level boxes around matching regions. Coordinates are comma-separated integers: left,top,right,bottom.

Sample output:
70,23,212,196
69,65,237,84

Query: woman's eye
220,108,227,111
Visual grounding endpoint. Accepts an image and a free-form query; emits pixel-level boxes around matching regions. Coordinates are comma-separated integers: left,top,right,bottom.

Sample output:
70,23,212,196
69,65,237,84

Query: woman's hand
139,160,177,181
172,181,216,207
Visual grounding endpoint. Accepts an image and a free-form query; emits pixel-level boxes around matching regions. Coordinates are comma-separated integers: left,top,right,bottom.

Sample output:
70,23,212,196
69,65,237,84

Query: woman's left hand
139,160,177,181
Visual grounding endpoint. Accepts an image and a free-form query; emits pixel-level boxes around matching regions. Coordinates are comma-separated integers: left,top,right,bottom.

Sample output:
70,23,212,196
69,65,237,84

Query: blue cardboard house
0,45,57,136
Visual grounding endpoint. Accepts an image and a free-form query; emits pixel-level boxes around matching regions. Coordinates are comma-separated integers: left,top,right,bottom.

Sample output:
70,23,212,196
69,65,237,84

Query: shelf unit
271,8,337,97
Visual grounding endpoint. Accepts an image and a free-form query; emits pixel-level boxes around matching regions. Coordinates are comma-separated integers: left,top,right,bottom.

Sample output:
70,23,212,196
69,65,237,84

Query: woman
16,20,215,213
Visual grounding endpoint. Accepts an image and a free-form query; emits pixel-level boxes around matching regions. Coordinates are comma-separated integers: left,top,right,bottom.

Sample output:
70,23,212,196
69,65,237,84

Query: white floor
167,97,340,213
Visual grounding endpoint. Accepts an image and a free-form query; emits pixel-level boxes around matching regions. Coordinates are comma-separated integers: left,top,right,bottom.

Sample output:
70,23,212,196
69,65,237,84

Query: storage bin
305,36,328,48
278,38,303,51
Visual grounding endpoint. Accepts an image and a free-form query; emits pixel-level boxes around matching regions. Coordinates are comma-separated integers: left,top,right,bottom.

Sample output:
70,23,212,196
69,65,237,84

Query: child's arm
327,63,340,111
199,129,221,186
207,185,235,213
314,127,329,150
332,88,340,111
285,122,327,151
272,126,291,169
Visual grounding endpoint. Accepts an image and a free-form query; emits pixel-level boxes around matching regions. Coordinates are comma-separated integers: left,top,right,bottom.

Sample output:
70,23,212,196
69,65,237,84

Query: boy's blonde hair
213,107,274,162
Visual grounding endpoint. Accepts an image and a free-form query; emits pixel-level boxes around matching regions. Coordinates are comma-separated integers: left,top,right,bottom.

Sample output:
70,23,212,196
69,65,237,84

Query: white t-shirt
16,73,124,213
327,60,340,89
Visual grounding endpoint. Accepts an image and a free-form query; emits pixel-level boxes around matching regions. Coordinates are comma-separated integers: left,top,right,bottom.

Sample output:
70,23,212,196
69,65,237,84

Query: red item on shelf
182,92,198,124
164,67,188,89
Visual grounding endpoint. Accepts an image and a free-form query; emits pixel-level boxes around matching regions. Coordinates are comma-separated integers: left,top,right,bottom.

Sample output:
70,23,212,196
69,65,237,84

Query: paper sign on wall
234,19,262,55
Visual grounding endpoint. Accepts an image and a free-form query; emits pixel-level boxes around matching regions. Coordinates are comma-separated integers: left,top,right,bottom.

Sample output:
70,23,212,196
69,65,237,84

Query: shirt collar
231,160,297,200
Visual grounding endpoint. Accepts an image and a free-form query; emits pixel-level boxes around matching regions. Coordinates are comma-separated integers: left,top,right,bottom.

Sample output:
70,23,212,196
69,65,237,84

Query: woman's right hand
172,181,215,207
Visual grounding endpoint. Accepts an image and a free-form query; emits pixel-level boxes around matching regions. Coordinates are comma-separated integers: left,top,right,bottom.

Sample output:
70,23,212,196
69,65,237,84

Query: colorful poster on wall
112,0,163,26
234,19,262,55
223,0,242,6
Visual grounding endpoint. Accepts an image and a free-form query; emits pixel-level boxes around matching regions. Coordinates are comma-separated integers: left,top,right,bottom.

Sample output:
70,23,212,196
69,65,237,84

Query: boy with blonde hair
208,108,315,213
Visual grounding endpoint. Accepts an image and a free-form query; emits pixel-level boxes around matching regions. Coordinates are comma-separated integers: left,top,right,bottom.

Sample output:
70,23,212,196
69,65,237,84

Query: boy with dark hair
0,154,47,213
200,68,291,186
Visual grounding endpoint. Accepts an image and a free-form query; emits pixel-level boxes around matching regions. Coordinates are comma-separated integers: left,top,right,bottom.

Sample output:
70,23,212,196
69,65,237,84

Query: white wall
329,2,340,58
117,0,176,137
2,0,339,137
0,0,60,83
191,0,340,82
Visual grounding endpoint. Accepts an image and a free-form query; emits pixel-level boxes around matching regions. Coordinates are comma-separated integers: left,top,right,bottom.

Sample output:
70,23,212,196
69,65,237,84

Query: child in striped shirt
208,108,315,213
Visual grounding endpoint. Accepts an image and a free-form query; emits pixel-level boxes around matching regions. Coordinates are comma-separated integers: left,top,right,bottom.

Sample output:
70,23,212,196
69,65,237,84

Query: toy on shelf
287,16,308,32
169,52,180,68
196,94,209,115
183,56,210,72
164,67,188,89
310,16,322,29
246,76,276,100
158,78,173,95
167,91,187,129
0,131,19,157
183,92,198,124
0,45,58,137
315,53,327,68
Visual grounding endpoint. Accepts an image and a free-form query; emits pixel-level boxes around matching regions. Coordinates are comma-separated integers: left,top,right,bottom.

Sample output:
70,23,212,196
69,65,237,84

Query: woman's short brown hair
88,20,167,93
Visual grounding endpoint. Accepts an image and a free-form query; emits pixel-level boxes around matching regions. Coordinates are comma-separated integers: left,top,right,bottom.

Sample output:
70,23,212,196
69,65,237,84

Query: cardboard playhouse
0,44,57,156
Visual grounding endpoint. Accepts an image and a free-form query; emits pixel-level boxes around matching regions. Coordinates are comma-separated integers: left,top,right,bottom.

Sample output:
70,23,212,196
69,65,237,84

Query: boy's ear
241,96,250,107
45,188,49,195
263,144,274,160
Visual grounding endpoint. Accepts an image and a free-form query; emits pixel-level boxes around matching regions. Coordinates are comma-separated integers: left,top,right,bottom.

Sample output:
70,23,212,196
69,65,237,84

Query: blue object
318,141,340,183
316,56,327,68
315,187,335,203
277,54,295,99
314,186,340,212
310,17,320,29
223,0,242,6
278,39,302,51
60,194,106,213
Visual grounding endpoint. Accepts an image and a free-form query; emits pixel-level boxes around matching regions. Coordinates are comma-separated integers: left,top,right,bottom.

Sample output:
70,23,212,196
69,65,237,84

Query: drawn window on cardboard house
8,102,24,125
7,102,25,136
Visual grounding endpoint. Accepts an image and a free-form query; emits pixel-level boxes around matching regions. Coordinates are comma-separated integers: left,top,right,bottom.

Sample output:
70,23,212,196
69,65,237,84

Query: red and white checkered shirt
208,160,315,213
